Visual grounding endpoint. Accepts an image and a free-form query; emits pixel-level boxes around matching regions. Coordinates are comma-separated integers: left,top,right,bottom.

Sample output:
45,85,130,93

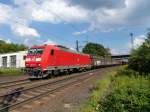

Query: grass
0,68,24,76
80,67,120,112
80,66,150,112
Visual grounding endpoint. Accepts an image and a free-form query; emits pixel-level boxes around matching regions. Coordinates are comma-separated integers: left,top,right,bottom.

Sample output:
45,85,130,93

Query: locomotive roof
29,44,90,56
55,45,69,50
55,45,90,56
30,45,45,49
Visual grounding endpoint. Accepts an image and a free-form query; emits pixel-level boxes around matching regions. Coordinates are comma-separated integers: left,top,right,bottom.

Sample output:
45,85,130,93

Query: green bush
128,32,150,75
98,69,150,112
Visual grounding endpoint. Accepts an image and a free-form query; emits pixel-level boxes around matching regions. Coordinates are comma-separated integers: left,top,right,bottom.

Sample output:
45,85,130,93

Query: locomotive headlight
36,58,41,61
25,58,31,61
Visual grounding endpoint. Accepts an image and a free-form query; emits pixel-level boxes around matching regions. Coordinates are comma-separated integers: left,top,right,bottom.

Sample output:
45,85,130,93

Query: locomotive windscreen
28,48,44,54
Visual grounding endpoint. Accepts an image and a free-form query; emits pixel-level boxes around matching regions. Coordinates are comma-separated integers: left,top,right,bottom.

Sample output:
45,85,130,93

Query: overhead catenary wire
39,9,91,51
48,10,90,39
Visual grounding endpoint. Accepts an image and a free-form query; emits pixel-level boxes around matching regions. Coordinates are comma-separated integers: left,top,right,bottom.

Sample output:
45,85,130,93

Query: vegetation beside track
0,68,24,76
128,32,150,75
80,67,119,112
80,66,150,112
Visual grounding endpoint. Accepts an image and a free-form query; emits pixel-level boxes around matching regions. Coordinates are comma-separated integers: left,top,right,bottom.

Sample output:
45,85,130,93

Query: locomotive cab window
50,49,54,55
37,48,44,54
28,48,44,54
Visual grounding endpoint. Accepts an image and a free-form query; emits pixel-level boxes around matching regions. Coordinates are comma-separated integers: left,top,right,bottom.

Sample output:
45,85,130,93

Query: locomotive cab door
49,49,56,66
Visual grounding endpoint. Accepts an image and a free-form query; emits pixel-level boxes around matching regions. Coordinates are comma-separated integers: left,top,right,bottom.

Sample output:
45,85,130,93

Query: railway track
0,79,30,89
0,65,117,90
0,69,98,112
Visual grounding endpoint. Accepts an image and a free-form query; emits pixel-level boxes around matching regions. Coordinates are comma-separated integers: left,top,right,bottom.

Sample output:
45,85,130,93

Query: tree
82,42,111,57
0,40,27,53
128,32,150,75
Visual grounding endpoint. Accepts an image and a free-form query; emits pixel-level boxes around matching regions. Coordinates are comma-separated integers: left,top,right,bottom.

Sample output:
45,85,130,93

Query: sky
0,0,150,54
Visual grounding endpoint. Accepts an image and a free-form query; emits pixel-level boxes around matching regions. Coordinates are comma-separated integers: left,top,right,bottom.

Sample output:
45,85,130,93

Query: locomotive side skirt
46,65,92,70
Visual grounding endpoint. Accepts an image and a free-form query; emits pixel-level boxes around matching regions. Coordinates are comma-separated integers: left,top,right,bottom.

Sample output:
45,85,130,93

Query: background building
0,51,27,68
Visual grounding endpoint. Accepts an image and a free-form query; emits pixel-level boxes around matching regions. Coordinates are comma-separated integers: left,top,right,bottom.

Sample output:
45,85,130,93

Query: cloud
134,35,146,48
110,48,130,55
0,1,40,38
110,49,120,55
70,0,150,33
0,0,150,39
0,3,12,24
5,39,12,44
0,0,88,38
11,24,40,38
127,35,146,49
0,37,12,43
73,30,87,36
23,38,46,46
31,0,88,23
43,39,57,45
68,0,125,10
70,47,76,51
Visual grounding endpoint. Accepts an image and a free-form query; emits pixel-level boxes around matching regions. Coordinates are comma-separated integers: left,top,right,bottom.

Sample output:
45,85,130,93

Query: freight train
25,44,118,78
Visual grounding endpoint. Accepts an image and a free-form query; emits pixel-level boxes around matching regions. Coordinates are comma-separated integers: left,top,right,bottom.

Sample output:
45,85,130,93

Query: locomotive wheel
46,71,53,78
63,69,69,75
53,70,60,76
73,68,79,73
83,68,87,72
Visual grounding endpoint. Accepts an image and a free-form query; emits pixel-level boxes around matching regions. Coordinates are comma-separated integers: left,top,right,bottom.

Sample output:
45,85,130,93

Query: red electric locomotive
25,44,92,78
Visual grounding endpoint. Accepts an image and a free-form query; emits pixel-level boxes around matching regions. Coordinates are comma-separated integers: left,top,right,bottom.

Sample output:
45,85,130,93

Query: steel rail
0,80,31,89
0,68,98,98
0,79,29,85
0,69,98,111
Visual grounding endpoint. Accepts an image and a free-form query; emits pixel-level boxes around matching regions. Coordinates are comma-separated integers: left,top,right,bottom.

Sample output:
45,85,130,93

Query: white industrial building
0,51,27,68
